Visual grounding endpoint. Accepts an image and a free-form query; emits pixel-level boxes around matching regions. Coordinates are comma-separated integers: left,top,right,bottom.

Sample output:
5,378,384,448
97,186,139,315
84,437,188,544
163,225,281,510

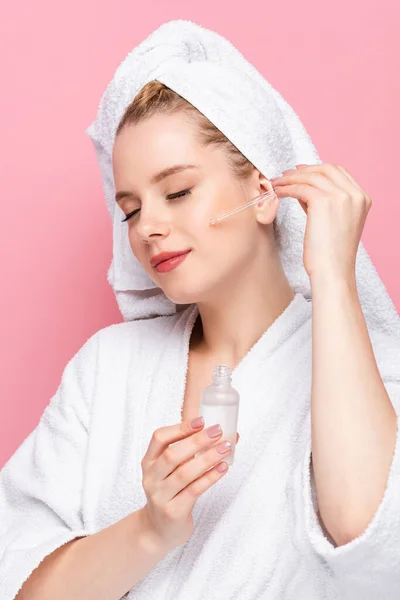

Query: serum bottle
197,365,240,466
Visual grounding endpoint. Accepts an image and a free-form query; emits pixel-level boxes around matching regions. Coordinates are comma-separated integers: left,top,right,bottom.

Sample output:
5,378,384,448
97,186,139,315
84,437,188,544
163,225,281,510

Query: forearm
310,274,398,545
16,507,169,600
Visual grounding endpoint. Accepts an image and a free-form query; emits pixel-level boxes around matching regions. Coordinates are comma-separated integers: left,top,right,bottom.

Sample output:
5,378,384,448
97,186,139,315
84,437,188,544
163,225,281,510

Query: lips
154,251,191,273
150,249,191,268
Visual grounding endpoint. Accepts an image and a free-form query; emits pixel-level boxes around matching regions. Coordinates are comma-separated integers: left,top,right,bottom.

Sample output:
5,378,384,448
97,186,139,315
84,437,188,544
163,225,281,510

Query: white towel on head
86,18,399,337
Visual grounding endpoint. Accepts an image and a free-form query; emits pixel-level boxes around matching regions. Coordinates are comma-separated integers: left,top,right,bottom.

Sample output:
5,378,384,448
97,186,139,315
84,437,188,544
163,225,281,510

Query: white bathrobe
1,291,399,599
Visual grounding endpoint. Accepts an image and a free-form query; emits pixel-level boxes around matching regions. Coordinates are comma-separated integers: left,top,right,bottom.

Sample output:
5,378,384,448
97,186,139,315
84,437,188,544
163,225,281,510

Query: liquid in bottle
196,364,240,466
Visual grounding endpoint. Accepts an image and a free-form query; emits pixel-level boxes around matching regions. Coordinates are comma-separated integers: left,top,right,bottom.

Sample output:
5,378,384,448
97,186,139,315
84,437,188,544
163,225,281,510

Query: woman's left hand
270,163,372,284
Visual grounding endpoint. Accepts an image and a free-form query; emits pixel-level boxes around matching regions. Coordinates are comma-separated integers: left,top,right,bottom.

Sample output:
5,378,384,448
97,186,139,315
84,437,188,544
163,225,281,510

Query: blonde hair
116,80,278,242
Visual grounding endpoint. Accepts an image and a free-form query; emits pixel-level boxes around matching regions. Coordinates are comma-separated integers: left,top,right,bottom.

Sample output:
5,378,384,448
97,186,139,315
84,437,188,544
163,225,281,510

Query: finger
273,167,346,208
142,420,205,464
272,182,321,214
170,458,230,514
296,162,358,196
322,164,361,195
336,165,364,192
275,189,308,215
164,437,233,500
177,430,240,471
273,171,335,193
152,425,224,480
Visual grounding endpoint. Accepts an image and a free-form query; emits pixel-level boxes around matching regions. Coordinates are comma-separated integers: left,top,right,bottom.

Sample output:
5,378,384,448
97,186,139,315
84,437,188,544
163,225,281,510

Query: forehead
113,113,199,161
112,113,226,184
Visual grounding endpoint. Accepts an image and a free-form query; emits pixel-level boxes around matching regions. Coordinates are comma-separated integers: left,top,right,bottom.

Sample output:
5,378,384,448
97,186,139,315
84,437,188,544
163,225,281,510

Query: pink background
1,1,399,467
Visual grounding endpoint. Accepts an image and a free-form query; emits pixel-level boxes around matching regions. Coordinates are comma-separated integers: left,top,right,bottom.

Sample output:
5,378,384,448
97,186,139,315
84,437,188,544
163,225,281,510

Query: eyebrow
115,163,200,203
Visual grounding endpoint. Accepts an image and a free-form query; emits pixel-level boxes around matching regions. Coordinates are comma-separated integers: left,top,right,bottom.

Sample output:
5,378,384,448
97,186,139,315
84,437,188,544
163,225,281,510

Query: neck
190,249,295,368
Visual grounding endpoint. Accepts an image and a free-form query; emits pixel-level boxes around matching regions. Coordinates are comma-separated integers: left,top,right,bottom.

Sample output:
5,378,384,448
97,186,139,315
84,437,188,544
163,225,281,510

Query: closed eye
121,189,192,222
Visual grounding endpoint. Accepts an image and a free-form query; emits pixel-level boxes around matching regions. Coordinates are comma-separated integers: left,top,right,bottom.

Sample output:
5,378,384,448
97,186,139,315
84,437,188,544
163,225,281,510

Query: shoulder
64,305,195,386
62,313,184,399
92,310,190,359
97,312,183,343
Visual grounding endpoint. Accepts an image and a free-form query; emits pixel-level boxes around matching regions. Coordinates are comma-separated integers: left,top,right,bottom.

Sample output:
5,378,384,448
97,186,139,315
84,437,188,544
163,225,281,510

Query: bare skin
112,112,296,375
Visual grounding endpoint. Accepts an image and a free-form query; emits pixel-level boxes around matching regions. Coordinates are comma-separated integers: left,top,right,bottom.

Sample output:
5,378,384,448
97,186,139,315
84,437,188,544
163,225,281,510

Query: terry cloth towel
0,296,399,599
1,18,400,600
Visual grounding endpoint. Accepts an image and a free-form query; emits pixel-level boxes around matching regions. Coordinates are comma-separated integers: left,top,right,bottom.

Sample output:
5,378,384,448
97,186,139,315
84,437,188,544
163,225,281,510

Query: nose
135,206,172,245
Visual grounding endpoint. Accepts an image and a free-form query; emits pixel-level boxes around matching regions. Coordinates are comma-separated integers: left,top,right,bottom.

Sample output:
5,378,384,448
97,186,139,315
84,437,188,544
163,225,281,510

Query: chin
163,289,200,306
160,278,209,306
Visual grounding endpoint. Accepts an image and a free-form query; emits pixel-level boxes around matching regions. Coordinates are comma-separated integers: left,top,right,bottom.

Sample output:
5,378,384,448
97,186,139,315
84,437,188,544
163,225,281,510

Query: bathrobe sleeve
0,330,99,600
299,329,400,599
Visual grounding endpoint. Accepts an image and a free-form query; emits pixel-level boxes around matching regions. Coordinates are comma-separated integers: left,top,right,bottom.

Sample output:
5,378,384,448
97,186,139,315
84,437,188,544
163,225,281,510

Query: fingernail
190,416,204,429
206,424,223,438
216,440,232,454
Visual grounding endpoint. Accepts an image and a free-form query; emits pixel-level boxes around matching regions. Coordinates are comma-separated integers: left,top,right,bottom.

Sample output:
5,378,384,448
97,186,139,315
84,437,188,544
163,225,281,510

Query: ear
253,172,280,225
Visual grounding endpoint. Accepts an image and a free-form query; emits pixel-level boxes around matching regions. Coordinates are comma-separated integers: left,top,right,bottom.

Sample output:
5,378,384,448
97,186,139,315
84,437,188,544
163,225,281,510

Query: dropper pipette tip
209,189,275,226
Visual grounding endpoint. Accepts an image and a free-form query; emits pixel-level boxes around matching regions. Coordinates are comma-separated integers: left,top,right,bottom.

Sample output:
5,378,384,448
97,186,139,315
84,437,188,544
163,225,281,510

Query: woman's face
112,112,274,305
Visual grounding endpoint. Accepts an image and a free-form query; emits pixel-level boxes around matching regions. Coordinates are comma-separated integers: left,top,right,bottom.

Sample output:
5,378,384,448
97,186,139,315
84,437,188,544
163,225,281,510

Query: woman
1,19,399,600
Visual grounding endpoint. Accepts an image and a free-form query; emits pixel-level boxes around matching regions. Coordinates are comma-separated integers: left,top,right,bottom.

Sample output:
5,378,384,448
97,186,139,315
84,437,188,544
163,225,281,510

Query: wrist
136,507,171,557
310,270,357,294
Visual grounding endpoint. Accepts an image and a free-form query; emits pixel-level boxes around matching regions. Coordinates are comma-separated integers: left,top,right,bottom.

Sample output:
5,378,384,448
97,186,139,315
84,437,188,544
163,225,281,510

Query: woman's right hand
139,419,240,553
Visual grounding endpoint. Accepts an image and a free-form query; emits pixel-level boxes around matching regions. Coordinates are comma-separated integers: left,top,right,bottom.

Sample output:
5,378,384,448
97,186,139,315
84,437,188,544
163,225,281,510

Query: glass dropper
209,189,277,226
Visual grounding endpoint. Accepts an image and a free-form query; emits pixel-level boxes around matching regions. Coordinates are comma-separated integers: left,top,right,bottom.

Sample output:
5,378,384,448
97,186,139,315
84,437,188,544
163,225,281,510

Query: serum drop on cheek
197,365,240,466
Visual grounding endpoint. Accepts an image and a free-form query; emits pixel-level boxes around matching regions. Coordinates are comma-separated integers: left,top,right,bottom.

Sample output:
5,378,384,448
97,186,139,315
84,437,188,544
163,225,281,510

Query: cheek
188,183,238,235
126,231,150,274
127,230,140,254
190,191,216,223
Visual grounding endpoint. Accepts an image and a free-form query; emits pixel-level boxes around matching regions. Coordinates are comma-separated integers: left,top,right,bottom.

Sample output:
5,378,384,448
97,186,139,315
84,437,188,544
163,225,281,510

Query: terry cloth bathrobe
1,19,400,600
